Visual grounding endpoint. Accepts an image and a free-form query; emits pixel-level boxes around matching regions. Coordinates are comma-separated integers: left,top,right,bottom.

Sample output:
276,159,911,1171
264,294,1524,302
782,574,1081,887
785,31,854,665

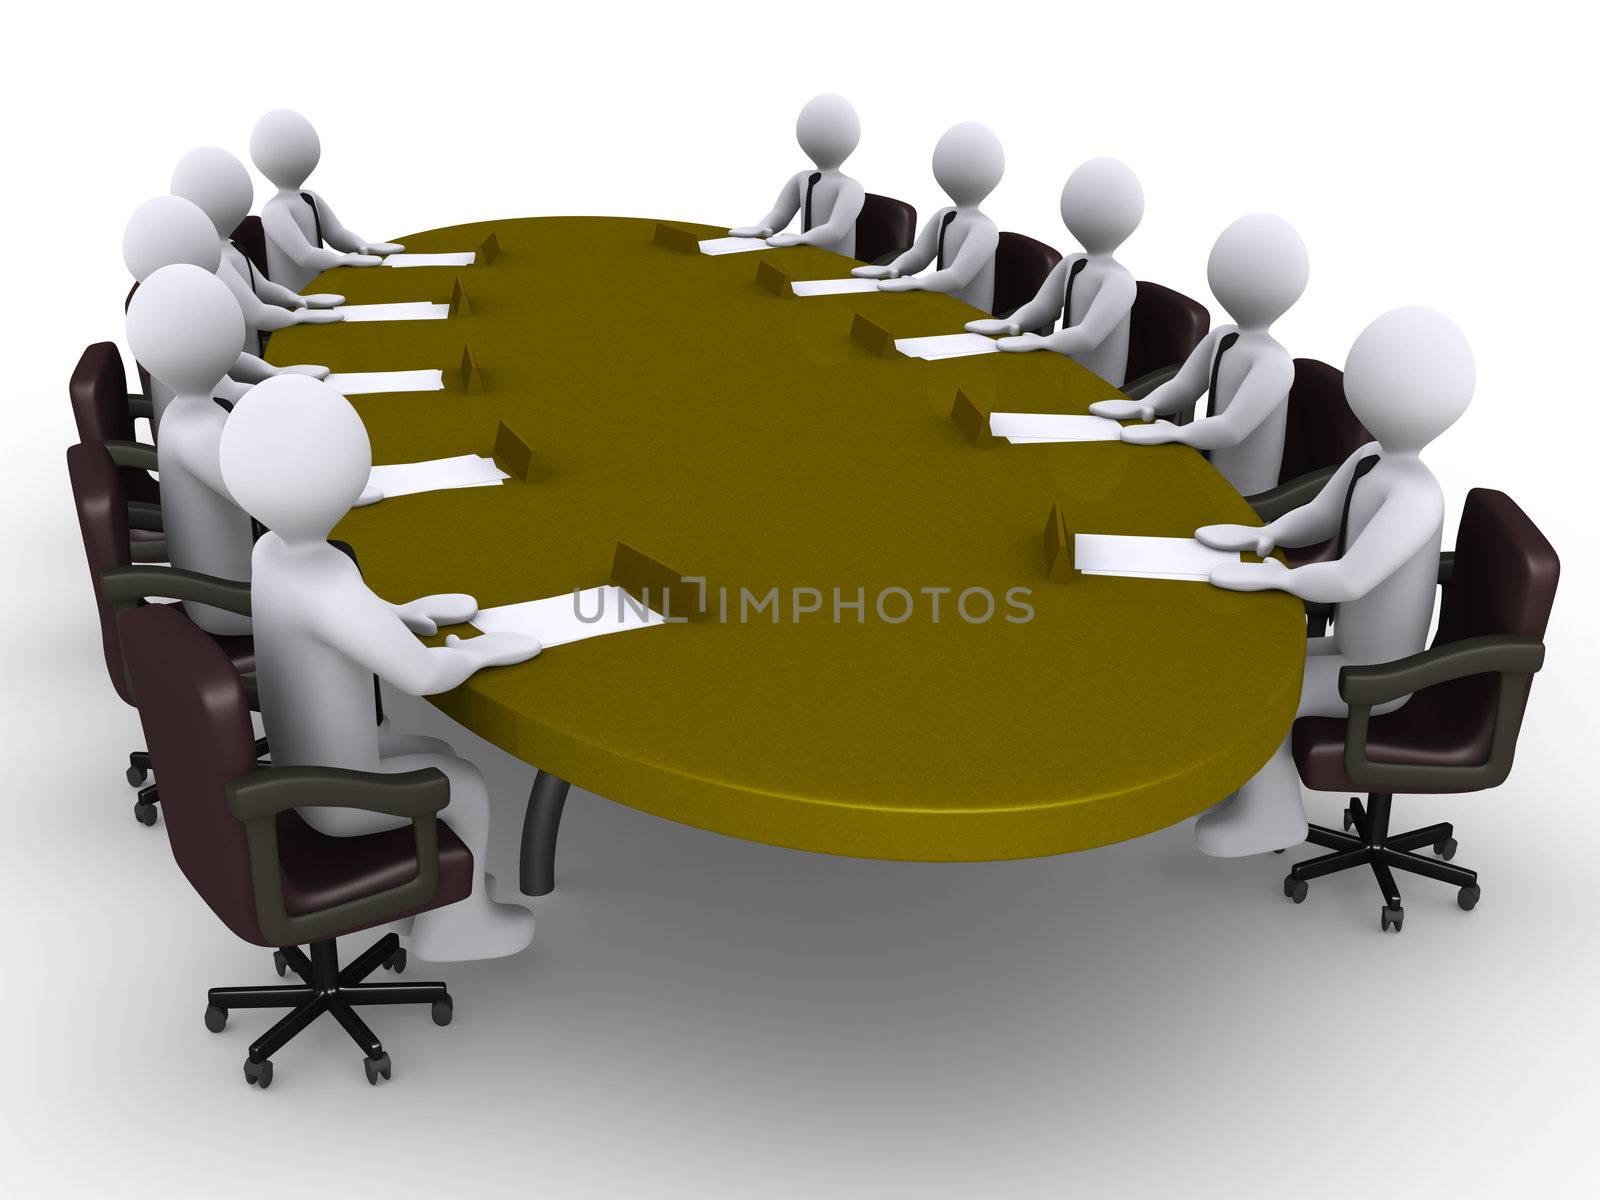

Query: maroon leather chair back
1278,359,1373,487
992,232,1062,319
66,441,136,704
69,342,159,504
1125,281,1211,386
230,215,271,278
120,604,266,945
854,193,916,265
1437,489,1560,648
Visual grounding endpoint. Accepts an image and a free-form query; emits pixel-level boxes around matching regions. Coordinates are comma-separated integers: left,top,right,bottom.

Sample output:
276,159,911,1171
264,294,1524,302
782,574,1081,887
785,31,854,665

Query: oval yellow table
268,216,1304,888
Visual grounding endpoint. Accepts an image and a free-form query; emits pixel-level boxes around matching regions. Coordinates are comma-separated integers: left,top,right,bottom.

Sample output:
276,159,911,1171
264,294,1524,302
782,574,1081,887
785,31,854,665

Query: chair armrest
99,564,251,617
127,500,163,532
1438,551,1455,587
127,393,153,421
1247,467,1337,524
1338,635,1545,708
104,439,158,472
1121,365,1177,402
869,248,908,267
226,766,451,947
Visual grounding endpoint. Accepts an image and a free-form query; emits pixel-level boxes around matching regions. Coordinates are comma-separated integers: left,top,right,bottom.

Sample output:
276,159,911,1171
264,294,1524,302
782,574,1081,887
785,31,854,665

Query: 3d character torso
1205,328,1292,497
156,400,254,636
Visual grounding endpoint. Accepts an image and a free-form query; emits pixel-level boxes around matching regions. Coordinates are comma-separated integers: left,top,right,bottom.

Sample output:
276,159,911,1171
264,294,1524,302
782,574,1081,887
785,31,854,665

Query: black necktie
1060,258,1088,328
300,192,324,247
935,210,958,270
1197,331,1240,454
802,172,822,233
1336,454,1381,557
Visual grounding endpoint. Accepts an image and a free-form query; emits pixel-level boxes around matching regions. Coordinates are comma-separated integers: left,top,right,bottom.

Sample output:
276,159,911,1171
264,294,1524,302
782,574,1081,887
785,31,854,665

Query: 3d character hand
395,593,479,636
295,309,344,325
1089,398,1153,422
1208,558,1291,592
877,276,923,292
1196,523,1275,558
342,253,384,267
354,483,383,507
444,630,543,667
997,332,1048,353
361,242,405,255
729,226,774,239
966,318,1021,337
765,232,805,247
279,363,331,379
301,294,344,308
1120,421,1180,445
851,264,899,280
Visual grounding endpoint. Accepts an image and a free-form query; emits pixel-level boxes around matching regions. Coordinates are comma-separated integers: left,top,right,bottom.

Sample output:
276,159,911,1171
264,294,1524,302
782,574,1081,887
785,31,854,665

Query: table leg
520,770,571,897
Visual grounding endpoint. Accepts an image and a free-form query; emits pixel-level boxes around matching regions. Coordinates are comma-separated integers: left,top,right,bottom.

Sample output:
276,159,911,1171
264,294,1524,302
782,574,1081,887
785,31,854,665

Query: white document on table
381,252,477,268
990,412,1124,443
367,454,508,499
894,332,1000,361
791,277,881,296
471,585,667,649
1074,534,1240,582
326,369,446,395
698,236,772,255
333,301,450,323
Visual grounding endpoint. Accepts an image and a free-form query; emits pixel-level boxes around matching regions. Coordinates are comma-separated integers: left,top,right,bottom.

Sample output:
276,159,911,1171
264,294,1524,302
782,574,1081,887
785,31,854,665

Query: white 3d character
1091,214,1309,495
249,109,403,292
729,94,867,257
853,122,1004,314
123,264,257,637
171,145,346,353
122,195,328,428
967,157,1144,388
218,374,541,961
1191,307,1474,856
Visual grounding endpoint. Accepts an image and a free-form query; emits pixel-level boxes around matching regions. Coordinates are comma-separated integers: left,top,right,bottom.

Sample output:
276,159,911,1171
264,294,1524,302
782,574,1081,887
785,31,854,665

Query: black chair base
205,933,451,1088
1283,794,1481,932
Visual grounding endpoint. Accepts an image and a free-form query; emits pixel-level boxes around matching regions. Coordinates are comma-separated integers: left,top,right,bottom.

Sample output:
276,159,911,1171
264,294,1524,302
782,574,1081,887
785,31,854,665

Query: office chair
854,193,916,266
67,441,263,823
1282,489,1558,931
120,603,468,1088
70,342,165,562
992,231,1063,325
230,215,271,279
1122,281,1211,402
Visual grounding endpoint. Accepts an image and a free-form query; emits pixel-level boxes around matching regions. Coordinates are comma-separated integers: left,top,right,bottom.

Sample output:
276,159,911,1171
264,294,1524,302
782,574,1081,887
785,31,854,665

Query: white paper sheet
894,332,1000,361
790,277,882,296
367,454,508,499
698,236,773,256
989,412,1125,443
333,302,451,323
1074,534,1240,582
326,369,446,395
471,585,667,649
381,252,477,268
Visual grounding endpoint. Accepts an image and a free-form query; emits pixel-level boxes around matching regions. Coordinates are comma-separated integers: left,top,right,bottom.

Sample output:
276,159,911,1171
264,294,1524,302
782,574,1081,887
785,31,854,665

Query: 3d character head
932,122,1005,208
125,264,245,397
1343,307,1474,454
220,375,371,542
1206,213,1310,330
171,146,254,239
1060,157,1144,256
250,108,321,191
795,94,860,171
122,195,222,281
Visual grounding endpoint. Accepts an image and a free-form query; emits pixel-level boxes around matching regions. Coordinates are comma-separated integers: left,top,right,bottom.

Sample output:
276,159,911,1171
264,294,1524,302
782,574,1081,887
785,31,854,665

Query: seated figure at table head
728,94,867,258
172,145,347,346
249,109,404,292
968,157,1144,387
1189,306,1474,856
1090,213,1309,495
852,122,1004,314
124,264,257,637
218,374,541,961
123,195,330,428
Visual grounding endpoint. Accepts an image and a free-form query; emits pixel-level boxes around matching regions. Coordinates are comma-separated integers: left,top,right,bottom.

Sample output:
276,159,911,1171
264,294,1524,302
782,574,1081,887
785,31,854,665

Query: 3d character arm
231,352,329,383
1038,269,1137,356
791,177,865,247
390,594,478,636
978,258,1070,338
731,173,802,239
855,208,943,279
309,192,402,256
1260,443,1381,549
1092,330,1218,422
889,220,998,294
220,262,300,333
252,274,312,309
262,201,354,275
1132,352,1293,449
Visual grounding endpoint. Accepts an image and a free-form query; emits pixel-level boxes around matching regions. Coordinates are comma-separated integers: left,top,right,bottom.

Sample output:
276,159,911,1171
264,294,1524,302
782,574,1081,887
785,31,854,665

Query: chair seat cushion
274,811,474,927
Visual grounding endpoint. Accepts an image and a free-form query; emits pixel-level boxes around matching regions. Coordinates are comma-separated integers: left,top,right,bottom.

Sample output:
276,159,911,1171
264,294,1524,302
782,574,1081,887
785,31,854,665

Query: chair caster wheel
1458,884,1481,911
1380,905,1404,932
1284,876,1308,904
272,950,288,977
364,1053,392,1085
134,799,158,826
431,996,453,1027
1434,837,1458,861
383,947,407,974
126,764,148,788
243,1058,273,1089
204,1004,228,1033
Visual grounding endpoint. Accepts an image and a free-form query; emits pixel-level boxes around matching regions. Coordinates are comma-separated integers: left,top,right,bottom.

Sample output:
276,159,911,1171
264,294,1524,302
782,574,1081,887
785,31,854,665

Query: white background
3,2,1596,1196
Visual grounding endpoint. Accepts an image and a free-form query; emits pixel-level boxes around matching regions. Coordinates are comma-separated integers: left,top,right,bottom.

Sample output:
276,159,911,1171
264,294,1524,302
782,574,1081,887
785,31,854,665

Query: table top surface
267,215,1304,862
